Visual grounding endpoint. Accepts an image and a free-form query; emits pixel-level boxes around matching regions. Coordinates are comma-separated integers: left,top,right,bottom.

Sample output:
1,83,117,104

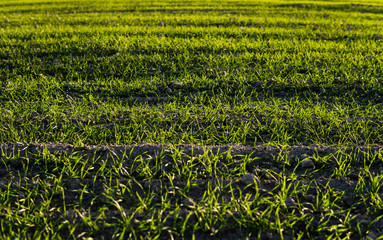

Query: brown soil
1,142,383,239
2,142,382,164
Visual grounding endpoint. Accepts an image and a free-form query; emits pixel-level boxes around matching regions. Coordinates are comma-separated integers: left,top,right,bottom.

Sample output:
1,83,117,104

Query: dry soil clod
301,159,315,169
158,20,165,27
284,197,297,208
241,173,260,186
183,198,196,209
171,81,184,89
305,194,315,203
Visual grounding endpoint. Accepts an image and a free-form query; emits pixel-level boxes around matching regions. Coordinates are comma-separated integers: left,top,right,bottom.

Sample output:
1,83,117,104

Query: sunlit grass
0,0,383,238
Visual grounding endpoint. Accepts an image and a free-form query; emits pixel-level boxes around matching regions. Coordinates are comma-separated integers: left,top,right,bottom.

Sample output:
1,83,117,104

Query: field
1,0,383,239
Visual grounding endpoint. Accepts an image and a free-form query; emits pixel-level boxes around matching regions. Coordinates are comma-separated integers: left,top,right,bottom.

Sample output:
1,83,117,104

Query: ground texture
2,143,383,239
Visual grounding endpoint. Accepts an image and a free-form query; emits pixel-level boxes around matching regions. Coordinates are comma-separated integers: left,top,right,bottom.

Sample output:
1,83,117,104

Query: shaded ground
3,142,383,165
1,143,383,239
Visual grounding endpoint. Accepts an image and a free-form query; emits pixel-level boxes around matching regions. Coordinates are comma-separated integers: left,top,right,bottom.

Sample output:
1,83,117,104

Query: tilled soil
2,142,382,166
1,142,383,239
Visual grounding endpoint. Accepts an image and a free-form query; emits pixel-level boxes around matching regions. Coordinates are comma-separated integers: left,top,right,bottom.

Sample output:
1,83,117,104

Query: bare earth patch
2,142,382,164
1,143,383,239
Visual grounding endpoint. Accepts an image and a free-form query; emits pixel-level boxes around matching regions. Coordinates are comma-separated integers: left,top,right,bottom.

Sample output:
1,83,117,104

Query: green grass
1,0,383,146
0,0,383,239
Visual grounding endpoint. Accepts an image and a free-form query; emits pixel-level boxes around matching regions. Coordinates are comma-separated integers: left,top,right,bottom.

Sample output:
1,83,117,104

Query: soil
2,142,381,164
1,142,383,239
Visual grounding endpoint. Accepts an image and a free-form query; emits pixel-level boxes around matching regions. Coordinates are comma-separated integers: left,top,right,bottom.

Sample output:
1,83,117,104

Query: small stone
183,198,196,208
0,179,8,190
301,159,315,169
374,34,382,40
279,106,289,110
241,174,260,186
158,20,165,27
367,231,377,239
284,197,296,208
311,143,319,148
171,81,183,89
305,194,315,203
166,88,172,93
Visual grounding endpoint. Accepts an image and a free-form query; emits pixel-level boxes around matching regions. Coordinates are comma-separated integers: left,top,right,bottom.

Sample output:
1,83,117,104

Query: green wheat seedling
1,0,383,238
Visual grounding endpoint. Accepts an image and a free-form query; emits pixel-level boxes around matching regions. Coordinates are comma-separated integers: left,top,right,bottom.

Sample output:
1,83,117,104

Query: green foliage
1,0,383,238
